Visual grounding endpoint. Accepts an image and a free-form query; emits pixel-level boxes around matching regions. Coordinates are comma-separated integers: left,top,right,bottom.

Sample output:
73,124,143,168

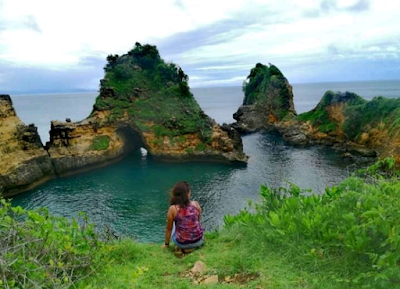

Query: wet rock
342,152,353,158
281,127,309,146
350,147,377,157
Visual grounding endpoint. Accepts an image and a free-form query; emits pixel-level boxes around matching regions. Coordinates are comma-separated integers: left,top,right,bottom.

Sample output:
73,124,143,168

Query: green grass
298,108,336,133
90,135,110,151
77,229,352,289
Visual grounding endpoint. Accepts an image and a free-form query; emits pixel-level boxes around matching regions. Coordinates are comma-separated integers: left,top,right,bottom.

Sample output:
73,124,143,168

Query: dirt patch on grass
179,261,260,286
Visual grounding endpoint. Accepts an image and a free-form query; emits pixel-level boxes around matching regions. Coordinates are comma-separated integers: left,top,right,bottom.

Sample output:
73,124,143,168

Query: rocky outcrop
231,62,400,160
44,43,247,175
232,63,296,133
278,91,379,157
0,95,54,196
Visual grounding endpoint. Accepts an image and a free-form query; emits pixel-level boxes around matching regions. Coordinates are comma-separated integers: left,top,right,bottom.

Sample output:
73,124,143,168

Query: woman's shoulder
190,200,201,209
168,204,179,213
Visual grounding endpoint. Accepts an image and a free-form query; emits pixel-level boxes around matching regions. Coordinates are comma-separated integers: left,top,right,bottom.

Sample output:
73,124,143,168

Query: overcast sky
0,0,399,92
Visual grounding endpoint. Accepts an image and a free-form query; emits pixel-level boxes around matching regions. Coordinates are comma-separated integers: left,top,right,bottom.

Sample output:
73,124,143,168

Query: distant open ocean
10,80,400,143
10,79,399,242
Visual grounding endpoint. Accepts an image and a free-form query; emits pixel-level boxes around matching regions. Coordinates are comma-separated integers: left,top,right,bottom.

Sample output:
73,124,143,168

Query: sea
9,80,400,242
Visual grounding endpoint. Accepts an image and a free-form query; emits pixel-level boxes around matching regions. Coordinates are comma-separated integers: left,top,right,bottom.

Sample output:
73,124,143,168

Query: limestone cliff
0,95,54,195
47,43,247,175
232,63,296,133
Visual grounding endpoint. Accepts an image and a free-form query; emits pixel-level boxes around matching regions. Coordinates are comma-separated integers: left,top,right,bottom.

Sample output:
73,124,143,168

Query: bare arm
164,206,175,247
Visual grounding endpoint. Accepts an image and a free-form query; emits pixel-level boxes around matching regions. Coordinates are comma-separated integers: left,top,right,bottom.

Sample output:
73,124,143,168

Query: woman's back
174,202,203,244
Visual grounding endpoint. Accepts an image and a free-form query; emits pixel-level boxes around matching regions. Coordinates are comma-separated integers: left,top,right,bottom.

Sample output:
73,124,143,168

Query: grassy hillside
2,159,400,288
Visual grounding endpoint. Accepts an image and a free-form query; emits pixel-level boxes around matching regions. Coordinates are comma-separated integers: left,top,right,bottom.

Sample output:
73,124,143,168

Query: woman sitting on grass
163,181,204,253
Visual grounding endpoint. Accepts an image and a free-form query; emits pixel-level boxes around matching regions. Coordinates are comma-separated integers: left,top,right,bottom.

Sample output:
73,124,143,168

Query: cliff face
232,63,296,133
0,95,54,195
46,43,247,175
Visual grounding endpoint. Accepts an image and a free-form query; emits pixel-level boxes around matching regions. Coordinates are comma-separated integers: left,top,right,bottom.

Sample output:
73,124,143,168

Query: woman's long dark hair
170,181,190,207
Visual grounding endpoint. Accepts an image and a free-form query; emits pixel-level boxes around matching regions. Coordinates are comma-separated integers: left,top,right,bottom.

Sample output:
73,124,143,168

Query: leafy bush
224,158,400,288
90,135,110,151
0,199,110,288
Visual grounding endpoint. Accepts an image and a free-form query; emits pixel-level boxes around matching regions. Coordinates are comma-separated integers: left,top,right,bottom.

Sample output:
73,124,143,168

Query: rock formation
232,63,296,133
46,43,247,175
0,95,54,195
288,91,400,159
232,62,400,159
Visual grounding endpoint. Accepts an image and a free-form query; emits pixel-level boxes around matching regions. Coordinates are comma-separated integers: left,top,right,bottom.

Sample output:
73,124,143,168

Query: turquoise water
11,133,372,242
10,81,398,242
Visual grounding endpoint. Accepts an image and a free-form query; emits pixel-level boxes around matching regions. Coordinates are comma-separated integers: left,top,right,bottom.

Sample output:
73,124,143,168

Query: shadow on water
11,132,374,242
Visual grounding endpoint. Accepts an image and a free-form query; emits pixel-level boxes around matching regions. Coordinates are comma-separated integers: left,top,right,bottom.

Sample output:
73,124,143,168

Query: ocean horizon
8,79,400,143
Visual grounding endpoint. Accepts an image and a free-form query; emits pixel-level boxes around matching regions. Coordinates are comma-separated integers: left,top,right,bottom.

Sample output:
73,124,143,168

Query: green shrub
90,135,110,151
224,158,400,288
0,199,110,288
195,142,206,151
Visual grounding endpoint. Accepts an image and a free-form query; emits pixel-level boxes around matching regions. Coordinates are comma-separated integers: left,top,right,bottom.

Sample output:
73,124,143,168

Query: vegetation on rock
89,135,111,151
234,62,295,131
93,42,214,148
3,159,400,288
343,96,400,139
298,91,400,140
298,91,366,134
242,63,284,106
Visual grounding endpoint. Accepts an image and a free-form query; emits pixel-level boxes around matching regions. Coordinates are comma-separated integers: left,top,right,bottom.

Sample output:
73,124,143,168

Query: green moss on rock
90,135,110,151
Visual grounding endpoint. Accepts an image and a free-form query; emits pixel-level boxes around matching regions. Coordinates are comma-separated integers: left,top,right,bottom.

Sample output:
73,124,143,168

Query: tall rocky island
232,63,296,133
232,62,400,160
0,43,247,196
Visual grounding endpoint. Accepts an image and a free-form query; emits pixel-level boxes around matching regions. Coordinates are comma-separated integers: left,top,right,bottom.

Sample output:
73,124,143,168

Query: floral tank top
174,203,203,244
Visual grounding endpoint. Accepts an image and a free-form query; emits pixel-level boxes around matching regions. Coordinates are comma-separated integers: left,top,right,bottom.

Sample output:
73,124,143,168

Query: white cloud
0,0,248,67
0,0,400,87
